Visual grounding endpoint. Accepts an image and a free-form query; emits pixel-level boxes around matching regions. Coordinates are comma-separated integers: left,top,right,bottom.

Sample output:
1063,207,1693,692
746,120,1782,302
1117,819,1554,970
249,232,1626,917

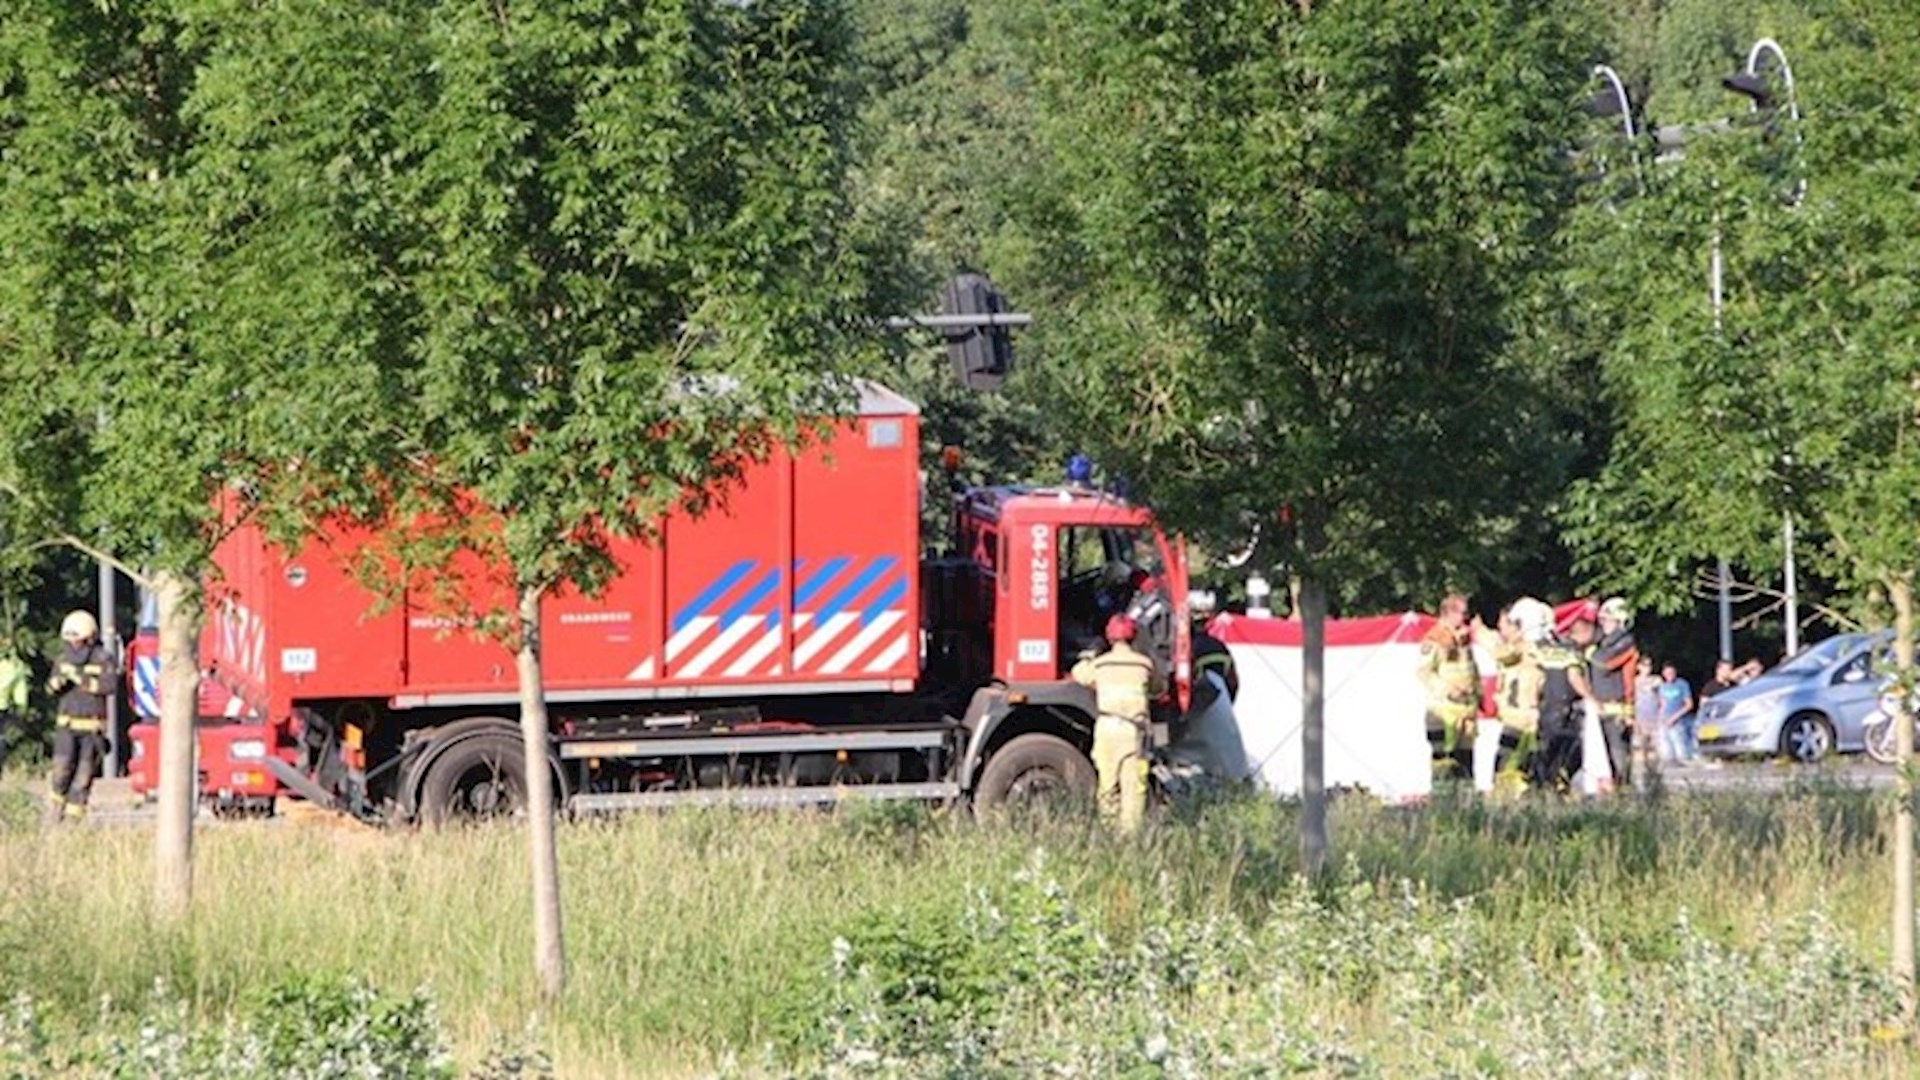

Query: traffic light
941,273,1014,391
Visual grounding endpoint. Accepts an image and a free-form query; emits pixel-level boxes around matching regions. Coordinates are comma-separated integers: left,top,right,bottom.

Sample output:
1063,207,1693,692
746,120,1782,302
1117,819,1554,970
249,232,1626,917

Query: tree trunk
1891,574,1915,1022
152,569,198,922
515,584,566,1002
1299,571,1328,877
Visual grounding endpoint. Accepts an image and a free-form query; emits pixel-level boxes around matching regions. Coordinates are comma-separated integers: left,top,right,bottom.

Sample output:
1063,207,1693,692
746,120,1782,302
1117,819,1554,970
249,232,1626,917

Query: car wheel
1779,712,1834,764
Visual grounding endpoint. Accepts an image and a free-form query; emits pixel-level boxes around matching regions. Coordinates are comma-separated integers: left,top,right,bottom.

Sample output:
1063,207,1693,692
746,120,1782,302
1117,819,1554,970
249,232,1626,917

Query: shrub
0,976,476,1079
780,849,1905,1079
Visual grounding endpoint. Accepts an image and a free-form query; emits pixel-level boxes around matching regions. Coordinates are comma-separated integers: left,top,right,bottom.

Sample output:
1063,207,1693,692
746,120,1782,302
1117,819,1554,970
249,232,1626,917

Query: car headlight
1719,695,1784,728
229,739,268,761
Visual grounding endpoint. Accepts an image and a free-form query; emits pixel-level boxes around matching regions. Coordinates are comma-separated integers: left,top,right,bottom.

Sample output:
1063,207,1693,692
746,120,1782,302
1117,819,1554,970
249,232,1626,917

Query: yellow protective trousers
1091,715,1147,835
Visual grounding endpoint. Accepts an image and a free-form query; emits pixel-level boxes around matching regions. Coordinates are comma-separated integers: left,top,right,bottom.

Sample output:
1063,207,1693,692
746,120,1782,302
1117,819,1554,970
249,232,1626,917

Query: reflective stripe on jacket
1494,640,1544,733
53,643,115,720
1418,624,1479,709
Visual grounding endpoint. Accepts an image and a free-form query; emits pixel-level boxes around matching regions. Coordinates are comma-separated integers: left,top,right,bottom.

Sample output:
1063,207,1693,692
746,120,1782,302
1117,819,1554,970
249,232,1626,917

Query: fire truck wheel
972,732,1095,814
418,732,530,826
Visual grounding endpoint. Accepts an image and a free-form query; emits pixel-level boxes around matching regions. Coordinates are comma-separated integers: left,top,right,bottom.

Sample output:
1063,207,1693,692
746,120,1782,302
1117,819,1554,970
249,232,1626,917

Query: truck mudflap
260,755,337,810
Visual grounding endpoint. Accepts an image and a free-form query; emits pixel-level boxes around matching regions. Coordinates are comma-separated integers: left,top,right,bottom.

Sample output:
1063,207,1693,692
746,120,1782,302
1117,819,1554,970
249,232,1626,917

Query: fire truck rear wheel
418,732,531,826
972,732,1095,814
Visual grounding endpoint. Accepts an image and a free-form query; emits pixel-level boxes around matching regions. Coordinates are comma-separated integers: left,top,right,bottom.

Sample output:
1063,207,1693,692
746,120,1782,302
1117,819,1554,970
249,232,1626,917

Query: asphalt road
1653,755,1897,794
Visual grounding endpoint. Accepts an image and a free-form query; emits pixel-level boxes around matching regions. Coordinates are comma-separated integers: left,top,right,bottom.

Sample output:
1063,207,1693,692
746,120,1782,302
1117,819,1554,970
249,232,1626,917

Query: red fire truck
127,382,1190,821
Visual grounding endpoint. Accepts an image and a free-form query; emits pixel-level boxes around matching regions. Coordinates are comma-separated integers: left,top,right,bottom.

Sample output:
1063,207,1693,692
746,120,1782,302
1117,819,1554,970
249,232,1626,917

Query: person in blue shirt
1656,663,1697,765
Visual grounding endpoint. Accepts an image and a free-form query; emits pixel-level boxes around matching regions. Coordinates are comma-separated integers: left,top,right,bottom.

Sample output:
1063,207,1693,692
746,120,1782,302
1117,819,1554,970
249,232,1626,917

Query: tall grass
0,783,1909,1077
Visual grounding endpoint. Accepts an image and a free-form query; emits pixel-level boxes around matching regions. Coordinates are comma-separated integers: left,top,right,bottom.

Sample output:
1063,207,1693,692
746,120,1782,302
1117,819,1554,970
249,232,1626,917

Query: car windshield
1775,635,1857,676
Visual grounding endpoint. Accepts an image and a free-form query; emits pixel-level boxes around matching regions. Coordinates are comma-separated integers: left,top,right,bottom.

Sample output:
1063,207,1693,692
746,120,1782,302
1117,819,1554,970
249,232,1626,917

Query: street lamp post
1587,64,1642,185
1595,68,1741,662
1724,37,1806,657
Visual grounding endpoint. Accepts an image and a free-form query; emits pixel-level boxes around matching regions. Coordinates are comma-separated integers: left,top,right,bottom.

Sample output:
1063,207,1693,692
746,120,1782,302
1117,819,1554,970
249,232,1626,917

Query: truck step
569,781,960,813
556,727,948,761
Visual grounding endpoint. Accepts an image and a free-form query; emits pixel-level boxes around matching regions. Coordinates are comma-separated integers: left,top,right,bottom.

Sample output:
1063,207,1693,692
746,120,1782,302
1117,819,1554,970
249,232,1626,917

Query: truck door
999,520,1059,681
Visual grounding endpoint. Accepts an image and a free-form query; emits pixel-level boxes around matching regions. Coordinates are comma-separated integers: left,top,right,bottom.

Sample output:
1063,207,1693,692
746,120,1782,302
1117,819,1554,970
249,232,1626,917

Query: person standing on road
1700,660,1738,701
1418,594,1479,782
1657,664,1704,767
1633,656,1661,766
1587,598,1639,793
1072,614,1164,835
1488,599,1551,795
45,610,116,823
1533,607,1598,794
1191,619,1238,706
0,637,29,773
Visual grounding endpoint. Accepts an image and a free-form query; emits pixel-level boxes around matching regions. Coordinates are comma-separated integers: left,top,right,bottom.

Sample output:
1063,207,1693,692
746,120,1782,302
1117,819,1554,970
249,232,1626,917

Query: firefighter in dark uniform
1192,623,1238,705
1533,611,1597,793
1125,572,1174,681
46,610,116,823
1586,597,1639,793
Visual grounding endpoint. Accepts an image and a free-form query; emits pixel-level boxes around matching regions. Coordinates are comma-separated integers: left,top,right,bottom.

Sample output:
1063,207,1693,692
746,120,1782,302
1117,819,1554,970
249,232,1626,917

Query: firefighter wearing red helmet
1072,613,1165,834
45,609,116,823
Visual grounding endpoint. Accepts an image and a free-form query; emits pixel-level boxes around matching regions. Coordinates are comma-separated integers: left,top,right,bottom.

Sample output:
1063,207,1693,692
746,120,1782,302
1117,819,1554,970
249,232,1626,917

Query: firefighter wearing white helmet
1587,597,1639,794
45,609,116,822
1480,598,1552,795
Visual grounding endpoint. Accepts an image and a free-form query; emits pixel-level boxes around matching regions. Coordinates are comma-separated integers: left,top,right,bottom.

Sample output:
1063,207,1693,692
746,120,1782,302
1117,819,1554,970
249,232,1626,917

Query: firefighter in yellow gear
1072,614,1165,834
46,610,116,823
1487,598,1553,793
1418,593,1479,778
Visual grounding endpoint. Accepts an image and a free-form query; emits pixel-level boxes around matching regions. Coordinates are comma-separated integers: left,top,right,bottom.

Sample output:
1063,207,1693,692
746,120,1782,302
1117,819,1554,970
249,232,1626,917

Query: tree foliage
841,0,1068,534
1564,0,1920,619
1006,0,1597,608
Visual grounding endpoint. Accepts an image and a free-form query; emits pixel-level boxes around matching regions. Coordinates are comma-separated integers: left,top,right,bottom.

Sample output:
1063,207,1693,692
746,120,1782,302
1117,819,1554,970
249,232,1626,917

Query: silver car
1694,632,1890,762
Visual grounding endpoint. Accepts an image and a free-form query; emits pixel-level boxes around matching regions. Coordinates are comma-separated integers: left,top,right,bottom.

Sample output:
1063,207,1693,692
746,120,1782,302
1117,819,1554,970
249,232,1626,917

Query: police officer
1072,614,1165,834
46,610,116,822
1587,597,1639,794
1418,594,1479,780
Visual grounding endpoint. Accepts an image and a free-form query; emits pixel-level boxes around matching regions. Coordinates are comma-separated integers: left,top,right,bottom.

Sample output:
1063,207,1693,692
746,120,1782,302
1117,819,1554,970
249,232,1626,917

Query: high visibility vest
1493,641,1545,733
1419,625,1478,711
0,656,28,712
1072,643,1160,723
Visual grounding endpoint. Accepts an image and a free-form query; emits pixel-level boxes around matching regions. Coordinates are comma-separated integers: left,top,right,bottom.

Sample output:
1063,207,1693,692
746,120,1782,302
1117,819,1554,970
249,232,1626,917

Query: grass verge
0,784,1911,1077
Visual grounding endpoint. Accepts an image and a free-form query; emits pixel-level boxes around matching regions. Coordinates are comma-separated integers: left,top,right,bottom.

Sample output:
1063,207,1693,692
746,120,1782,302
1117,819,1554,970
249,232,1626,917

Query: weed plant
0,786,1909,1077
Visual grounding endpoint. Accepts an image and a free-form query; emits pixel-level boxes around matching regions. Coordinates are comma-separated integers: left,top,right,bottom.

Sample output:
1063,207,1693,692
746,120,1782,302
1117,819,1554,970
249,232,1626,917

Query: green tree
842,0,1069,528
0,0,382,921
193,0,869,1000
1008,0,1595,869
1564,0,1920,1011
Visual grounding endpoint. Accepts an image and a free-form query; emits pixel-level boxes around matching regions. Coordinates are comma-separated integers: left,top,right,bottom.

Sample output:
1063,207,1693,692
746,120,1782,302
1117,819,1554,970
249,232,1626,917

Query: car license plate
1698,725,1720,741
